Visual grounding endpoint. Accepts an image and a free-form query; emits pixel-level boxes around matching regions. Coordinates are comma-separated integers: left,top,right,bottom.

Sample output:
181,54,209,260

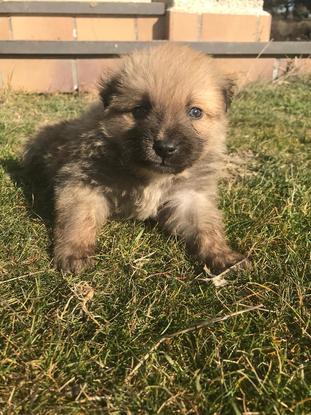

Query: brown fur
23,43,246,274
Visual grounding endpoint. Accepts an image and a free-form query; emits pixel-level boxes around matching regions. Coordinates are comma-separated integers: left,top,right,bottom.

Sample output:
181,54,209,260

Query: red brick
0,17,11,40
0,59,74,92
11,17,74,40
137,16,166,40
77,58,120,92
215,58,275,86
167,11,200,41
258,14,272,41
76,17,136,41
201,14,258,41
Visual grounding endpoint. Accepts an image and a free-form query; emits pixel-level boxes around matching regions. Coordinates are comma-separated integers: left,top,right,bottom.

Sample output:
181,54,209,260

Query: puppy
23,43,246,274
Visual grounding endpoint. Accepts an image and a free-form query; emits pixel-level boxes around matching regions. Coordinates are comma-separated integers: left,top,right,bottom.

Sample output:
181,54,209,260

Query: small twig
203,257,250,278
0,269,51,285
198,258,250,287
78,395,107,403
126,304,265,382
198,273,229,287
69,281,104,327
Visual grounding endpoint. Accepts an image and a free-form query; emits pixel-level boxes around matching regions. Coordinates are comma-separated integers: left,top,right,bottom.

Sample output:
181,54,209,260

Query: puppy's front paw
56,255,95,274
54,245,95,274
207,250,251,275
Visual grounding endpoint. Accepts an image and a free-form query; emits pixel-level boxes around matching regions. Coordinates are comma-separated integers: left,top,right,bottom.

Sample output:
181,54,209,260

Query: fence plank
0,41,310,58
0,1,165,16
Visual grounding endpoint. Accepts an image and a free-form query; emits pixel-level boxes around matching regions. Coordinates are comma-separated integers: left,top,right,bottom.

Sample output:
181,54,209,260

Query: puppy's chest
109,177,173,220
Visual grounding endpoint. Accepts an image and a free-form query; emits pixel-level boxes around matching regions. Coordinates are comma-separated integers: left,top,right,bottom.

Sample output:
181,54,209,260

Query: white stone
164,0,264,14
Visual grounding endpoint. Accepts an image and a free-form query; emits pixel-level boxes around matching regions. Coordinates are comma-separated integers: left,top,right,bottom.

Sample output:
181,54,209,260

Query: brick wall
0,1,308,93
0,13,167,91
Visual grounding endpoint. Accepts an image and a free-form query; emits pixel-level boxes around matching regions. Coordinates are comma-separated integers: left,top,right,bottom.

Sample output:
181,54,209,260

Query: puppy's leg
158,190,245,274
54,184,109,274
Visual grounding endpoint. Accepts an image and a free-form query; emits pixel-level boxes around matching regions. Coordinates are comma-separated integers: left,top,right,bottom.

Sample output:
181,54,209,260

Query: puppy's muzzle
153,139,178,159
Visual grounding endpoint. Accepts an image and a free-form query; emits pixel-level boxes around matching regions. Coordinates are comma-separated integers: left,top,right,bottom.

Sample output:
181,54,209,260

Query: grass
0,77,310,414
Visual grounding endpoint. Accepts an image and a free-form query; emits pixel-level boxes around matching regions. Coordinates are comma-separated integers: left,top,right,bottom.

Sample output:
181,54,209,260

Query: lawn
0,77,310,414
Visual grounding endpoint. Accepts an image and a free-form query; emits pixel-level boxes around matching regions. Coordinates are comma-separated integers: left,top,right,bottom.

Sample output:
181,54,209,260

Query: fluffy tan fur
23,43,246,274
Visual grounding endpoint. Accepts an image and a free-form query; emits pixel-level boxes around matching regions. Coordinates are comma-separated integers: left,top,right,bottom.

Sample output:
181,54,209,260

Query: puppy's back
22,102,103,183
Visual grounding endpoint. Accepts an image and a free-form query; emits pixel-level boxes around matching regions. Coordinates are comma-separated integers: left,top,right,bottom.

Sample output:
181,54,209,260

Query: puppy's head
99,44,233,175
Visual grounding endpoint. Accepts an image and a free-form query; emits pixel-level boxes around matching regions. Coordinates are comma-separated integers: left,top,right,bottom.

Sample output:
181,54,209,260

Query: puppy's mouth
140,156,187,174
160,158,170,167
124,129,202,175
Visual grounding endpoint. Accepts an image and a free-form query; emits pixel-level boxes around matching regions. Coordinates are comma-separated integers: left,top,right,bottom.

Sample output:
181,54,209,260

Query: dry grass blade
0,269,51,285
69,281,104,327
126,304,265,382
198,258,251,287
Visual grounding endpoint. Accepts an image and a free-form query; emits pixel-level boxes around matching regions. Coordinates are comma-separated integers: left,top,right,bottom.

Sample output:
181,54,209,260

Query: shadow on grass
0,155,54,249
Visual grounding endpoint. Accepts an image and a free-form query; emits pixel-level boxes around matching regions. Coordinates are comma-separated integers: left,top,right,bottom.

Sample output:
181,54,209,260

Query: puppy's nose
153,140,177,158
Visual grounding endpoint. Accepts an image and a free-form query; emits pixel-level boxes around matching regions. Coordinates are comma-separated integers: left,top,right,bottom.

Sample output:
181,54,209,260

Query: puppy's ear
222,77,237,112
98,71,121,108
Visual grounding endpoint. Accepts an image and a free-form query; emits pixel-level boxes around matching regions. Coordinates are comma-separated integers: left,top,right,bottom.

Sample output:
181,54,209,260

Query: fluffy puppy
23,43,246,274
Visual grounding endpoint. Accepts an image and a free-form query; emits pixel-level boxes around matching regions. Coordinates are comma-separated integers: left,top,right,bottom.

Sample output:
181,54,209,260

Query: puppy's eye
188,107,203,119
132,105,149,119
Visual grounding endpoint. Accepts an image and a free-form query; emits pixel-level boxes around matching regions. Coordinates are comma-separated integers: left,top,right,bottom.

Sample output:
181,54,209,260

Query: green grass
0,78,310,414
